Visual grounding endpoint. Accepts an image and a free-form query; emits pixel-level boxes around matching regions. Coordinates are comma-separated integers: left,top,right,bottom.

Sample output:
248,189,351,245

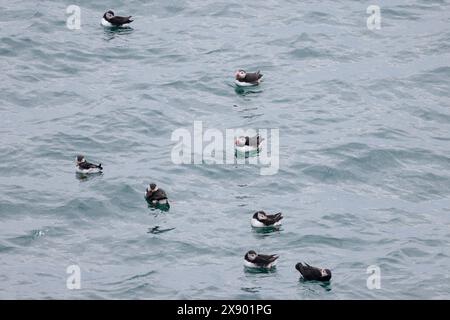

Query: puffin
244,250,279,269
235,135,264,148
145,183,169,205
234,70,263,86
295,262,332,282
101,10,133,27
75,155,103,174
251,211,283,228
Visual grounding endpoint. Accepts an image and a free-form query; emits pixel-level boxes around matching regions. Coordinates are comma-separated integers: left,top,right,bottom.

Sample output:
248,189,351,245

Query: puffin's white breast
101,18,112,27
236,138,266,153
251,218,265,228
76,167,102,174
235,80,259,87
235,145,258,153
250,218,282,228
244,260,258,268
244,260,277,269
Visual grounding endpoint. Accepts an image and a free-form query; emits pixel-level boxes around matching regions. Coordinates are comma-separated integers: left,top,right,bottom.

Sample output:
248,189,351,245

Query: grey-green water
1,0,449,299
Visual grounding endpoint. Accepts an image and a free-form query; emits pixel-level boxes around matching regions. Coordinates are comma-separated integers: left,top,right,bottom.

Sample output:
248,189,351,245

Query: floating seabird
75,155,103,174
244,250,279,269
235,134,264,148
295,262,332,282
234,70,263,87
251,211,283,228
145,183,169,205
101,10,133,27
235,134,264,157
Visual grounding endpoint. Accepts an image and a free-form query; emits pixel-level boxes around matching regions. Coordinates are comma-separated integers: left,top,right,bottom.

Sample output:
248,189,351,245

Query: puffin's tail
274,212,283,222
97,163,103,170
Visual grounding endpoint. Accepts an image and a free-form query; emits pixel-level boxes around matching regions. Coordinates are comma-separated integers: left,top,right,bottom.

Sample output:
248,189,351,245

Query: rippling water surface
1,0,450,299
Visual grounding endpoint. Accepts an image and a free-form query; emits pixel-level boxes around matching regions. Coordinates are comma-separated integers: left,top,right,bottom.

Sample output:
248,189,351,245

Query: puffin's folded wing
243,72,262,83
109,16,133,25
297,263,322,280
248,135,264,147
79,162,100,169
154,189,168,200
87,162,101,169
266,213,283,224
254,254,278,265
262,219,275,226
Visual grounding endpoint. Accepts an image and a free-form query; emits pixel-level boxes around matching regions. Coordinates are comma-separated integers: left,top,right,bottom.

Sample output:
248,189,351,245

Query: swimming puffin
235,134,264,158
234,70,263,87
251,211,283,228
235,135,264,148
75,155,103,174
101,10,133,27
295,262,332,282
244,250,279,269
145,183,169,205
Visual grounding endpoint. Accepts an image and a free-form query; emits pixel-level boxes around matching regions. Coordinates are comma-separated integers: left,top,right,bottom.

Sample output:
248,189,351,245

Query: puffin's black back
108,15,133,26
146,188,168,201
253,211,283,226
295,262,331,281
243,71,263,83
247,135,263,147
253,254,278,266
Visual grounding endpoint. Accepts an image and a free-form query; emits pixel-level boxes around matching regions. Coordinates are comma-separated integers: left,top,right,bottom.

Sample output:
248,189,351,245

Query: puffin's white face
247,252,257,261
76,157,85,164
105,12,114,19
235,70,246,80
257,212,267,220
320,269,328,277
235,137,246,146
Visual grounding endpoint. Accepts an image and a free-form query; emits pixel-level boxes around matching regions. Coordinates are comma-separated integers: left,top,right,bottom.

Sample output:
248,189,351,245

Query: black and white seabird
295,263,332,282
235,134,264,157
235,135,264,148
145,183,169,205
101,10,133,27
234,70,263,87
244,250,279,269
251,211,283,228
75,155,103,174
